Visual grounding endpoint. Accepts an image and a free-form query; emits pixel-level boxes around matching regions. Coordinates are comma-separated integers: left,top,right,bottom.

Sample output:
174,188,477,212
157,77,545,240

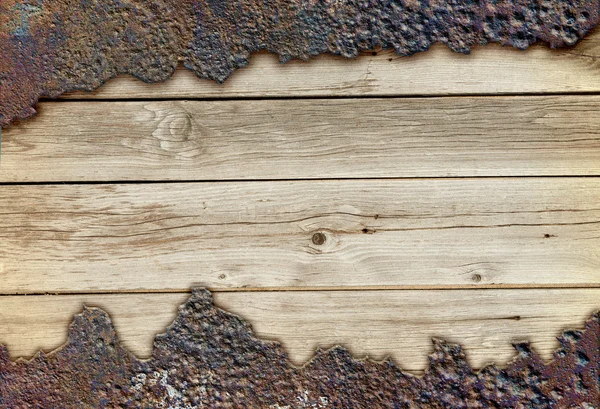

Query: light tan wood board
59,29,600,99
3,96,600,182
0,179,598,293
1,289,598,374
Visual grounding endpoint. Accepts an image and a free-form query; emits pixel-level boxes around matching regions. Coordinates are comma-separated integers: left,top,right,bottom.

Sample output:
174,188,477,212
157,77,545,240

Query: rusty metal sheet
1,288,599,408
1,1,600,127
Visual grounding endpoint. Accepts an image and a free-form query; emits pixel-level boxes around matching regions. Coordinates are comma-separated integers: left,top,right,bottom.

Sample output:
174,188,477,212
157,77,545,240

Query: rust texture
1,1,600,127
1,288,599,408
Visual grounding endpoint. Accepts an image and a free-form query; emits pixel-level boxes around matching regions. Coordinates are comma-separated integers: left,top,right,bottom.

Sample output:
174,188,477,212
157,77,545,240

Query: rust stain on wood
0,288,598,408
1,1,599,127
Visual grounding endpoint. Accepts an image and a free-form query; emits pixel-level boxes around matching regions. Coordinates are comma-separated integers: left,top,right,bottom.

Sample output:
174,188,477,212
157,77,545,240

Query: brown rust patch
1,288,599,407
1,1,600,127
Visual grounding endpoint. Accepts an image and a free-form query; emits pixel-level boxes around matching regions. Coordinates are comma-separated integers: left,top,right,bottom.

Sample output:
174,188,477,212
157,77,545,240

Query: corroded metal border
1,1,600,127
0,288,598,407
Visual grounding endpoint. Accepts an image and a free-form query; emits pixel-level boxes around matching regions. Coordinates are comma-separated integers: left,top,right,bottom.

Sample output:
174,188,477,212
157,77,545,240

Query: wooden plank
58,30,600,99
0,179,598,293
1,289,599,373
3,96,600,182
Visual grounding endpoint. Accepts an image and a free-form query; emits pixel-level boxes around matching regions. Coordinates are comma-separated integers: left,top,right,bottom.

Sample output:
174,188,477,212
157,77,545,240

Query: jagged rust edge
0,288,599,408
1,1,600,128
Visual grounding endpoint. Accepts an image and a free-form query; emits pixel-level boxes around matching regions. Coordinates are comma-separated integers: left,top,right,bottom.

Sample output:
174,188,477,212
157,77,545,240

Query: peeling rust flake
1,1,600,127
1,289,600,408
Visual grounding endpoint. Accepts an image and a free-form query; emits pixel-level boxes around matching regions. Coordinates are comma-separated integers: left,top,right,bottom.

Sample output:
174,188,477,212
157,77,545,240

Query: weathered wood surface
3,96,600,182
1,289,598,373
0,179,598,293
2,28,600,376
59,29,600,99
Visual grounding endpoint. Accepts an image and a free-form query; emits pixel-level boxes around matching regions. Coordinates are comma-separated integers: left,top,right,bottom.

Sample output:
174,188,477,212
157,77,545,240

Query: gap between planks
43,91,600,102
3,283,600,297
2,175,600,186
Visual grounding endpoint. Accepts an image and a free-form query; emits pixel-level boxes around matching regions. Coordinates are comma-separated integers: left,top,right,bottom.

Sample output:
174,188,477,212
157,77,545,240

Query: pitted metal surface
1,1,600,127
0,289,599,408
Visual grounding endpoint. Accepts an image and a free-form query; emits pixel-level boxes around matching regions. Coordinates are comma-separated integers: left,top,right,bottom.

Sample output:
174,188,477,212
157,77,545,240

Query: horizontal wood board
57,29,600,99
1,289,598,373
0,179,598,293
2,96,600,182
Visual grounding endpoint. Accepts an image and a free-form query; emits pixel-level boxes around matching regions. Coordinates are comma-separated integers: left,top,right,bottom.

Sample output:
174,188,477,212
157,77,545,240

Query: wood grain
58,29,600,99
4,26,600,380
1,289,598,373
1,179,598,293
3,96,600,182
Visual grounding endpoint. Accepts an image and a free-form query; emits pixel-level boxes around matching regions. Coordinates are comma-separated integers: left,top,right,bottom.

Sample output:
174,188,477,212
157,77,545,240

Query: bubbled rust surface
1,289,599,408
1,1,600,127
